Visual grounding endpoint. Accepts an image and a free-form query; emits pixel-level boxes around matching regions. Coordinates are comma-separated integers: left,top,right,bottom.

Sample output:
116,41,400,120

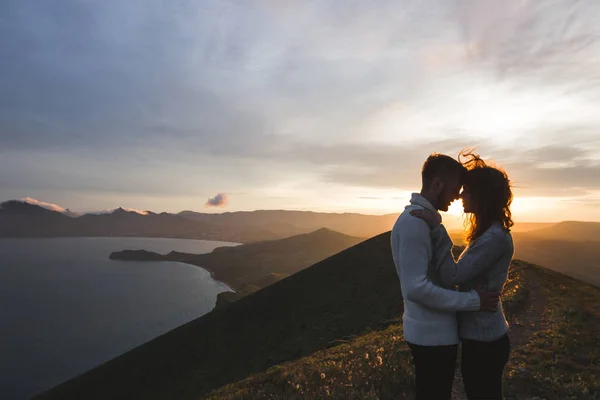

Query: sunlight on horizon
446,199,464,216
3,0,600,222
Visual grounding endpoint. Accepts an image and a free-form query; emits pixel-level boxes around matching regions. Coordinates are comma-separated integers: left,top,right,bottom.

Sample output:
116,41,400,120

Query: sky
1,0,600,222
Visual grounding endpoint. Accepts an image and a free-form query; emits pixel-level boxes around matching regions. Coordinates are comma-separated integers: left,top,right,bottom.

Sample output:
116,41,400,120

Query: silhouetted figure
391,152,501,400
411,150,514,400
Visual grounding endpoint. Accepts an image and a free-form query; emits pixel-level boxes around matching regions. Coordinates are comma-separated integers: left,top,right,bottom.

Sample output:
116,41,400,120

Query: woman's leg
461,334,511,399
408,343,458,400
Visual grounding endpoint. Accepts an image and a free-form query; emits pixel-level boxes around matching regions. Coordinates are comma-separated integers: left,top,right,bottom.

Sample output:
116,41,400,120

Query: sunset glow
2,0,600,222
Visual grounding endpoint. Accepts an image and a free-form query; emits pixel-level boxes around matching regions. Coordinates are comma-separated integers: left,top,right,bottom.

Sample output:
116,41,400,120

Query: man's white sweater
390,193,481,346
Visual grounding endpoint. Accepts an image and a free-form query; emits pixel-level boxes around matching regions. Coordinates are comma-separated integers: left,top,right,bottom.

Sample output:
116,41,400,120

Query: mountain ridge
1,199,564,242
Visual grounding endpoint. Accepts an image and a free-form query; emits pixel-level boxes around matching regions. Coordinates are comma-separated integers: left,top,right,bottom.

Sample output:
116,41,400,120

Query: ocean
0,237,238,400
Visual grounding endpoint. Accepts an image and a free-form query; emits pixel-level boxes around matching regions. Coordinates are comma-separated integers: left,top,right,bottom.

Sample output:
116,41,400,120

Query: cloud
456,0,600,93
21,197,67,213
2,0,600,213
121,208,149,215
205,193,229,208
84,208,149,216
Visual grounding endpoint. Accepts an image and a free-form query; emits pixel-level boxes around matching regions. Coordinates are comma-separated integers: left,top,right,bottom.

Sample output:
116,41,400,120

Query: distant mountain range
0,200,222,240
520,220,600,241
0,199,571,243
0,199,399,242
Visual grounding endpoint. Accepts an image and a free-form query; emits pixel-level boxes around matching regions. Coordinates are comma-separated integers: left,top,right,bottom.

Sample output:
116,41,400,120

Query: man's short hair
421,153,466,185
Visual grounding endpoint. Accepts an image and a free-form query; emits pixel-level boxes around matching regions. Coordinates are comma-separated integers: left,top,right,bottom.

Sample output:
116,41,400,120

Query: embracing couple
391,150,514,400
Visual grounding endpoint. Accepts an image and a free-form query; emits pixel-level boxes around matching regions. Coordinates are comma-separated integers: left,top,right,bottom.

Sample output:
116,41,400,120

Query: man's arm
431,225,507,287
396,217,481,312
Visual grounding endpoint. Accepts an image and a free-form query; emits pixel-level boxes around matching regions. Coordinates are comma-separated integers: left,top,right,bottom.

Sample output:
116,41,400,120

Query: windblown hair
459,149,514,243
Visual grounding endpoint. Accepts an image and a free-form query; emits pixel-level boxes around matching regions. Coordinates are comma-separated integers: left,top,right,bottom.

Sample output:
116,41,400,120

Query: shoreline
108,248,240,293
196,264,236,293
164,258,237,293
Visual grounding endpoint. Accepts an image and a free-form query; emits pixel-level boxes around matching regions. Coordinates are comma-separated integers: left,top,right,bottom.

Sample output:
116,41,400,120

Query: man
391,153,500,400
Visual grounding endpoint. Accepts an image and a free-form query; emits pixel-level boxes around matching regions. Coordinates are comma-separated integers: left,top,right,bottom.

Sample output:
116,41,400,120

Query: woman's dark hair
459,149,514,243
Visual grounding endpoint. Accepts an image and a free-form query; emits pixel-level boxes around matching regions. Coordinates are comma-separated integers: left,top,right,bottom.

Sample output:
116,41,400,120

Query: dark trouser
407,342,458,400
461,333,511,400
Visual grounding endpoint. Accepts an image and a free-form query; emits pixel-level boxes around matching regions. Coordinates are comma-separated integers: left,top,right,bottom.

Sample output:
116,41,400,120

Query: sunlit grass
206,261,600,400
503,262,600,400
206,261,529,400
206,324,415,400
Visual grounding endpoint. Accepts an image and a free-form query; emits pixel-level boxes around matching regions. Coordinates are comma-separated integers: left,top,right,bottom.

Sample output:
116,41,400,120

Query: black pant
407,342,458,400
461,334,511,400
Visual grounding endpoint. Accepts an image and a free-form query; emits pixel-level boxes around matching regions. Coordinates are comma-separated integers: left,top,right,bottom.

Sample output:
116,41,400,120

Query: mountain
0,201,218,239
35,232,402,400
110,228,365,305
1,198,567,243
511,221,557,232
0,200,295,242
0,200,74,236
71,208,216,239
512,233,600,287
177,209,402,239
2,199,394,241
523,220,600,241
505,221,600,287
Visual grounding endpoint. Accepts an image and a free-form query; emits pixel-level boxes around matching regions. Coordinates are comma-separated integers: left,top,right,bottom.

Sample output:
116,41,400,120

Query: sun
446,199,464,216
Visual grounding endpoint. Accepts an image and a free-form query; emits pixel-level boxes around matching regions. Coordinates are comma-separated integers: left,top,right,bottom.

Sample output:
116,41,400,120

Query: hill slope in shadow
36,232,403,400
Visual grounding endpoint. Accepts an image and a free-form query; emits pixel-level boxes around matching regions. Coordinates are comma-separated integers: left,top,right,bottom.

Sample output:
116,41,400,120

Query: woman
410,151,514,400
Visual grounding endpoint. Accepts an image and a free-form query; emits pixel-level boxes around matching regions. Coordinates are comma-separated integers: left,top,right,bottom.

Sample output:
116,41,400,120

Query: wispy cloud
1,0,599,215
21,197,68,213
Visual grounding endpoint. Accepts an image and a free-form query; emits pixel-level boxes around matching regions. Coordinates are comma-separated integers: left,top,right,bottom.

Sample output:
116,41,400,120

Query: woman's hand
409,208,442,229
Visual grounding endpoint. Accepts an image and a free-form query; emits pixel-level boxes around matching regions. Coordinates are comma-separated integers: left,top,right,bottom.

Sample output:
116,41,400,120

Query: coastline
108,248,240,293
195,264,236,293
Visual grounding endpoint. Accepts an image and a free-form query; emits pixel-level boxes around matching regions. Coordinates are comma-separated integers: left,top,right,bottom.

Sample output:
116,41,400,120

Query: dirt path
507,263,548,347
451,262,548,400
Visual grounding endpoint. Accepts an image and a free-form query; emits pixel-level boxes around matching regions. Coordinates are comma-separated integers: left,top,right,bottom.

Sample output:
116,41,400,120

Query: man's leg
408,342,458,400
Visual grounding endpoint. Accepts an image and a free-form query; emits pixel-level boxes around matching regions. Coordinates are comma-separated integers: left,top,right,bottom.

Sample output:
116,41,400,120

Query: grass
205,259,528,400
207,325,414,400
206,261,600,400
501,262,528,321
503,262,600,400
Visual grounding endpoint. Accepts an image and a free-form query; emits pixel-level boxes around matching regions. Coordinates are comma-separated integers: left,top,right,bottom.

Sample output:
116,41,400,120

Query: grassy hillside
37,232,403,400
206,261,600,400
205,266,523,399
503,261,600,399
